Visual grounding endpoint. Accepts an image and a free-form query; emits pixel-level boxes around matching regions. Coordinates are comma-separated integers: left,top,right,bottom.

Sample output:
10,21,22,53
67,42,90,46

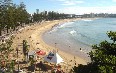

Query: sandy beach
12,18,87,71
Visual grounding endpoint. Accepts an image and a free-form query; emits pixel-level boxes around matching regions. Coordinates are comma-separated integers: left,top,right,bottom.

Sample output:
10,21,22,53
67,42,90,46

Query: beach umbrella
44,52,64,64
36,50,46,55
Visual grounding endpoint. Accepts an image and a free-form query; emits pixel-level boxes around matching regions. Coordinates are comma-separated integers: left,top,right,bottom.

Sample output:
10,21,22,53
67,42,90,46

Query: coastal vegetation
0,36,15,72
22,40,29,61
72,31,116,73
0,0,30,36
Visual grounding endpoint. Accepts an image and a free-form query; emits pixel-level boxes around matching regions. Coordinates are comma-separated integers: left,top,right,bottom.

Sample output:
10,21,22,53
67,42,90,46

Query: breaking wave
81,19,93,22
58,22,74,28
69,30,76,35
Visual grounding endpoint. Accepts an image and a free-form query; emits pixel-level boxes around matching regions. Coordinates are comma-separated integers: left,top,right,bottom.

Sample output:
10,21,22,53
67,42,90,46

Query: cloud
57,0,84,6
112,0,116,2
58,6,116,14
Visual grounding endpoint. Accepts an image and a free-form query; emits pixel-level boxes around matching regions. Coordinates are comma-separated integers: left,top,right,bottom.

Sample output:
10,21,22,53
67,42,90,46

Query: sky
13,0,116,15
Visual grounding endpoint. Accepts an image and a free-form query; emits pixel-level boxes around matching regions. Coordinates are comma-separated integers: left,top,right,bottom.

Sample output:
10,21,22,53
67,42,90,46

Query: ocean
42,18,116,61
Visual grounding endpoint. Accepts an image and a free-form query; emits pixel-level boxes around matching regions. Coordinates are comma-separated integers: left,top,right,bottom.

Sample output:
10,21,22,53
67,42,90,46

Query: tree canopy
0,0,30,35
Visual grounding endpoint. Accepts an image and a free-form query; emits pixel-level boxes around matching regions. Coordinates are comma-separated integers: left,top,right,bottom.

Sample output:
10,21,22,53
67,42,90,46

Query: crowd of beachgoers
0,19,88,73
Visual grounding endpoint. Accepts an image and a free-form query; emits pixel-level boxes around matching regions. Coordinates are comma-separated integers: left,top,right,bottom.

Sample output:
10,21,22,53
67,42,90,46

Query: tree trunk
6,26,9,33
13,26,15,31
0,28,1,36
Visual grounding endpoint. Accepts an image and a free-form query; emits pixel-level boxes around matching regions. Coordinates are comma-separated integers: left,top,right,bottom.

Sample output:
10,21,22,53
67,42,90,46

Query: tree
0,24,2,36
0,36,14,72
0,0,13,33
0,0,30,35
18,2,30,24
71,63,98,73
72,31,116,73
22,40,29,61
28,55,36,72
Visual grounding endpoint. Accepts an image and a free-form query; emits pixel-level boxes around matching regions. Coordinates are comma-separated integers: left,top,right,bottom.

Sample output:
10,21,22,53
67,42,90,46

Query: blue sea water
42,18,116,61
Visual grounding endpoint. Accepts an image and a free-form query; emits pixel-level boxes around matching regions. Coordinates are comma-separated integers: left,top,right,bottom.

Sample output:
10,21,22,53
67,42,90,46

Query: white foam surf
81,19,93,22
69,30,76,35
49,22,74,33
58,22,74,28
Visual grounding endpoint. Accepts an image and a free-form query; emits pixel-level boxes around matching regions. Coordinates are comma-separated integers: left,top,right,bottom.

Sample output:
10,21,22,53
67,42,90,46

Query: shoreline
42,19,92,62
41,20,91,62
12,18,88,69
32,19,88,64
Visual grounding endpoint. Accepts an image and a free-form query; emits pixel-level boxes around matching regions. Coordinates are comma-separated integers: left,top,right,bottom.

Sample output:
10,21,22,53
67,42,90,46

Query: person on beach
80,48,82,51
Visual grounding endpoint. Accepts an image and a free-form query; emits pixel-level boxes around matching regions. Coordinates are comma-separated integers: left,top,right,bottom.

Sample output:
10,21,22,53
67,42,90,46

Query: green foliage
0,0,30,35
29,55,35,66
0,24,1,35
72,63,98,73
72,31,116,73
0,36,14,55
22,40,29,56
107,31,116,43
32,11,75,22
22,40,29,62
0,36,14,72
